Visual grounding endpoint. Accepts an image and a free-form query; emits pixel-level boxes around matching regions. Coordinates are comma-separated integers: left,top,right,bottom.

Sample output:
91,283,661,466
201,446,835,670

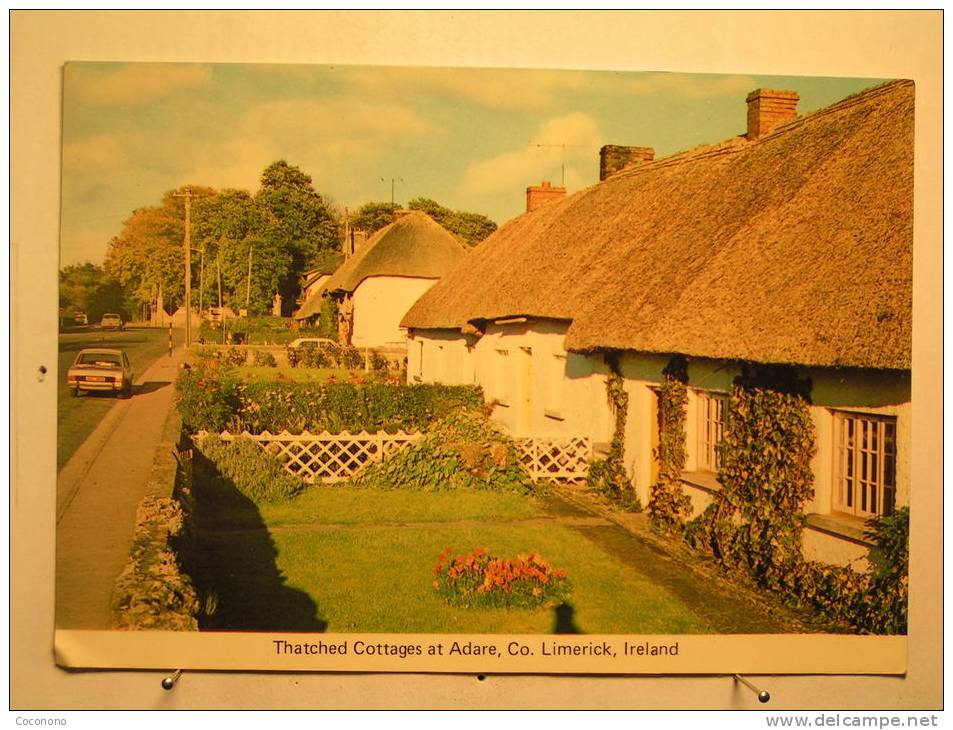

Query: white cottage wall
351,276,438,348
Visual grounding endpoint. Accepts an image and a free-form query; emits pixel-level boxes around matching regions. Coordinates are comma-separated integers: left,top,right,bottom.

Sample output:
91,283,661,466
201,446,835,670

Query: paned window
697,391,728,472
833,412,897,517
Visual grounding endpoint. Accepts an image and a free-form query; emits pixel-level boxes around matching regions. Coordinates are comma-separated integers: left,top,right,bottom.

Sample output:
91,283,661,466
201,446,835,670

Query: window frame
695,389,729,473
831,410,897,518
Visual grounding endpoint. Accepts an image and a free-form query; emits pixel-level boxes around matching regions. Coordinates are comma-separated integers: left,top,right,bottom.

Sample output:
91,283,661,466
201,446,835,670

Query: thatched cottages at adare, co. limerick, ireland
401,81,913,569
320,210,467,349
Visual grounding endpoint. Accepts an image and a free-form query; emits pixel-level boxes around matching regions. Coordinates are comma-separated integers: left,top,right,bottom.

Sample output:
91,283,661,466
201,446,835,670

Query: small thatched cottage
293,261,341,326
322,210,468,348
402,81,914,568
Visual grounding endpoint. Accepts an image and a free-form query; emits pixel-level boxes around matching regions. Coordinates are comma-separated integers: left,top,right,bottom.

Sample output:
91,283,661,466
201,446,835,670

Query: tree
255,161,340,310
59,262,130,321
350,201,399,236
192,189,284,314
406,197,497,246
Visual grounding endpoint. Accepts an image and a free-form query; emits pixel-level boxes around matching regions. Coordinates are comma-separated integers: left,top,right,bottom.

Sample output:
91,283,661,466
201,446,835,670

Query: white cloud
67,63,212,106
622,72,758,98
460,112,603,197
62,134,125,174
338,66,590,111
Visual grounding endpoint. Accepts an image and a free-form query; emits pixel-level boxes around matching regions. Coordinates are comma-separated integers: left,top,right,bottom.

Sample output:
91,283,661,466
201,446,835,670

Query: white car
288,337,339,351
66,348,134,398
100,313,124,331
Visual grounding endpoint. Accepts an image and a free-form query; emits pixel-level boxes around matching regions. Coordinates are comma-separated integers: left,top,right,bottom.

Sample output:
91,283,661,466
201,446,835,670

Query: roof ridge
611,79,910,181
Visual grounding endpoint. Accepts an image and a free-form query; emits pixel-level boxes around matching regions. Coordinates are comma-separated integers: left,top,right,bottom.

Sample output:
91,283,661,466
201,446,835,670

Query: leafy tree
106,194,180,311
59,262,130,321
192,189,284,315
406,197,497,246
255,161,340,310
350,201,399,236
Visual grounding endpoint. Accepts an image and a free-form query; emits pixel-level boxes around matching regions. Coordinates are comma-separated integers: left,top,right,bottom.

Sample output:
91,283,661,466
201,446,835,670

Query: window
833,412,897,517
412,340,423,381
544,354,566,419
492,349,510,405
696,390,728,472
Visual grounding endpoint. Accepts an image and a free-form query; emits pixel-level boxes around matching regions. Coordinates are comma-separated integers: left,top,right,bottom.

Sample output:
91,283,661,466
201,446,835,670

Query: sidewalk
55,346,186,629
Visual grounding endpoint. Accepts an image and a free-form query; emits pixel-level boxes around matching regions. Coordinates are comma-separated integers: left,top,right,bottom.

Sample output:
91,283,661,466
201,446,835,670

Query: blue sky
60,63,884,266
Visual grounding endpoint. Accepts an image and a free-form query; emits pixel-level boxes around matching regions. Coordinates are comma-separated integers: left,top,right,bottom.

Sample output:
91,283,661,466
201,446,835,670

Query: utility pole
380,177,404,206
246,242,253,309
174,187,196,347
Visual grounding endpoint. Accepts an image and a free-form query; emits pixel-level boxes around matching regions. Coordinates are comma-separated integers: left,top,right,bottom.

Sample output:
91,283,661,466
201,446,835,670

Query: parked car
100,313,124,331
66,348,134,398
288,337,339,351
74,312,88,325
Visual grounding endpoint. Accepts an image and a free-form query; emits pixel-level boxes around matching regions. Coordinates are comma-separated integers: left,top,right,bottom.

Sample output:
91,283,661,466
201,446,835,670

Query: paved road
55,345,186,629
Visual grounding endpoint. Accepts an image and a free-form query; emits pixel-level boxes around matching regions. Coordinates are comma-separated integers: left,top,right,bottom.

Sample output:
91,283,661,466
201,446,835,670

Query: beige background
11,10,942,709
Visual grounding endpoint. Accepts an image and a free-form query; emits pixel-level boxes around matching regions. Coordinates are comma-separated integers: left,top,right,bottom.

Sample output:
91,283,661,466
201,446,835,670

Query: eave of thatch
322,210,468,296
402,80,913,371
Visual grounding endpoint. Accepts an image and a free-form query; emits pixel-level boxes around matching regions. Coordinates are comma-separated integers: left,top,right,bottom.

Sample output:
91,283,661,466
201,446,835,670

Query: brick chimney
599,145,655,180
526,181,566,213
746,89,799,140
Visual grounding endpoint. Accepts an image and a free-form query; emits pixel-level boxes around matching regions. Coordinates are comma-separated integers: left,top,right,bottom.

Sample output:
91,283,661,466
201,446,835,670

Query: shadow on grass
191,449,327,632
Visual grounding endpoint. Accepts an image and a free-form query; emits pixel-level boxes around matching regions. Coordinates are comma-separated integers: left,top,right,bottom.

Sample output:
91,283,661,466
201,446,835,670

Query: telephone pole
174,186,210,347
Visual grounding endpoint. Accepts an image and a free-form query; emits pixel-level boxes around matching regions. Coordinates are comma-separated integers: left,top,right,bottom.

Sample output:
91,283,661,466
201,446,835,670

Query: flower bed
433,547,570,609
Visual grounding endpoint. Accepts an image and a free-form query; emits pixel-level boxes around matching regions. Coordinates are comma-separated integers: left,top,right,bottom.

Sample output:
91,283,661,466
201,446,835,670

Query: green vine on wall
648,360,693,532
587,358,641,511
690,379,817,589
682,365,908,634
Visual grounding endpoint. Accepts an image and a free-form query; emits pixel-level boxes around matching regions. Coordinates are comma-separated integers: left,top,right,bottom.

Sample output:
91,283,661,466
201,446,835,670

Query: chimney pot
526,180,566,213
746,89,799,140
599,145,655,181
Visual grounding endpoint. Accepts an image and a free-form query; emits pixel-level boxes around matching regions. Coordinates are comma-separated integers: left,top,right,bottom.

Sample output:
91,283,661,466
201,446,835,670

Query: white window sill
805,512,873,546
679,470,721,494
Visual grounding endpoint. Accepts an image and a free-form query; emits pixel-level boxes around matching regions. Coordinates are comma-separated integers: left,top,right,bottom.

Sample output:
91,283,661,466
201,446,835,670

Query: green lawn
57,327,180,470
194,483,783,634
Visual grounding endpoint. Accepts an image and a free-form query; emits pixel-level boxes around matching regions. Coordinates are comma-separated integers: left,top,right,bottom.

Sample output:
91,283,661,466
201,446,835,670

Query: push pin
161,669,183,690
734,674,770,703
37,365,47,382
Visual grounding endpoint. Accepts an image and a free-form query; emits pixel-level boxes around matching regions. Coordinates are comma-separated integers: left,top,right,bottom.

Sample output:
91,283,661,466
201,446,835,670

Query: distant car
288,337,339,351
100,313,124,331
74,313,88,325
66,348,134,398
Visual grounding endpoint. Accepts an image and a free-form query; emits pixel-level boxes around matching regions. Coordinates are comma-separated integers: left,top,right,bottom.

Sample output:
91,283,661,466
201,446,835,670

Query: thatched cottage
322,210,467,348
401,80,913,568
292,262,341,326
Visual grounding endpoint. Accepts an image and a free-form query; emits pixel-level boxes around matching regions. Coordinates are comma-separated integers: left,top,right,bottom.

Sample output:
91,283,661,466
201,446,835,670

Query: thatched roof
322,210,467,296
293,290,326,321
402,80,913,371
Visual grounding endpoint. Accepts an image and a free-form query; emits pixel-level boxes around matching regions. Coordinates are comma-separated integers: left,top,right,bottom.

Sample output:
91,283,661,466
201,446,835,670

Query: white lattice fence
515,436,592,482
196,430,421,484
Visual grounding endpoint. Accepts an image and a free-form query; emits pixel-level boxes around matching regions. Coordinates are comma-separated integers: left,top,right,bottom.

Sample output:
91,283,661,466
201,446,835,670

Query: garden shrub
433,547,570,608
351,408,534,494
175,356,241,432
369,351,390,371
194,435,303,504
232,382,484,434
338,345,364,370
252,350,278,367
